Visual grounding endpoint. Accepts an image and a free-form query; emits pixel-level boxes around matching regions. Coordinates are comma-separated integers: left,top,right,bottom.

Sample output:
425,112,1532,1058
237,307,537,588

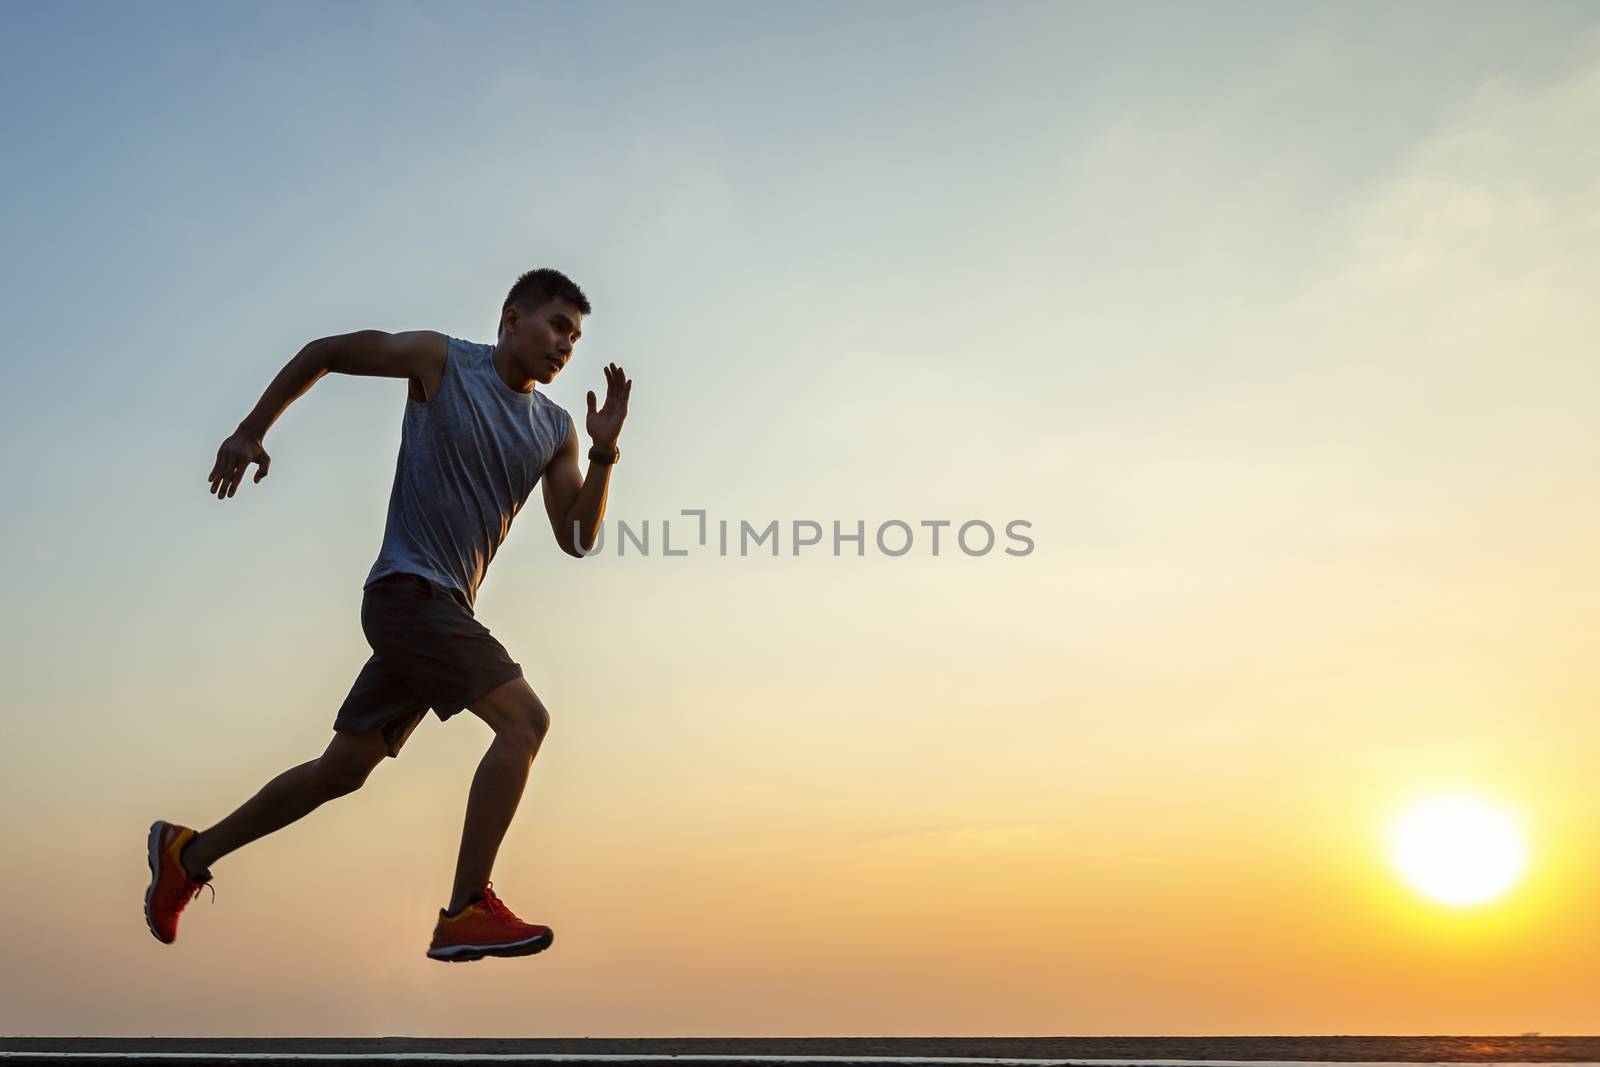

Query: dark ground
1,1036,1598,1066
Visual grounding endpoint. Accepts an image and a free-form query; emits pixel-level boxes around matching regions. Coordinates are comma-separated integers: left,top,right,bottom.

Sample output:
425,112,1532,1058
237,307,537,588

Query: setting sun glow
1390,794,1528,907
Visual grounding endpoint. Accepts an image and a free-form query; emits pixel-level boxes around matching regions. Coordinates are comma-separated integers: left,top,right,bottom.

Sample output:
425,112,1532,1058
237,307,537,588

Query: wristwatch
589,444,620,465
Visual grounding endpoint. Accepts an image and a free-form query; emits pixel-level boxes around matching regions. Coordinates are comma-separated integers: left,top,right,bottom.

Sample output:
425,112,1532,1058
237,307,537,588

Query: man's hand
586,362,632,448
208,431,272,499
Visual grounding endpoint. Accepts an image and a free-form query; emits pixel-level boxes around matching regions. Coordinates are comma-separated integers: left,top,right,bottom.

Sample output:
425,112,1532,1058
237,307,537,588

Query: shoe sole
143,820,171,944
427,929,554,963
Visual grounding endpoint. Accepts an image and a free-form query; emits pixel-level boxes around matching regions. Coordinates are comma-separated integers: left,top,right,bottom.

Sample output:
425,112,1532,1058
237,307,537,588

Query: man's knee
316,731,388,795
470,678,551,750
501,698,551,751
316,760,372,797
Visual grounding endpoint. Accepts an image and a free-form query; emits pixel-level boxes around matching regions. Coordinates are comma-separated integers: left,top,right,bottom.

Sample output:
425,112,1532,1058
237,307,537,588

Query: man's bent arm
210,331,444,499
566,453,614,556
541,426,612,557
542,362,631,554
236,330,445,439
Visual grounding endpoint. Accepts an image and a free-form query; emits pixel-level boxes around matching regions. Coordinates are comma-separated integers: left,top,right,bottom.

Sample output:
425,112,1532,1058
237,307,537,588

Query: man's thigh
361,576,524,727
333,652,430,758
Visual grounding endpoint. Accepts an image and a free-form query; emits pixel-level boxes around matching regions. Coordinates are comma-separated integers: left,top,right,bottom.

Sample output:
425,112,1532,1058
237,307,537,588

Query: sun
1389,793,1527,907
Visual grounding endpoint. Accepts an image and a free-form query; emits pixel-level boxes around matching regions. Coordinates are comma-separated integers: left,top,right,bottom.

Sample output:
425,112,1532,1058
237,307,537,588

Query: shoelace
478,882,515,921
186,878,216,905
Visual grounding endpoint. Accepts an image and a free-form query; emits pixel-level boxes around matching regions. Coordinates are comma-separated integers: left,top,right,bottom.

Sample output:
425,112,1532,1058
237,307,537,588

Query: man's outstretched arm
208,330,446,499
542,362,632,556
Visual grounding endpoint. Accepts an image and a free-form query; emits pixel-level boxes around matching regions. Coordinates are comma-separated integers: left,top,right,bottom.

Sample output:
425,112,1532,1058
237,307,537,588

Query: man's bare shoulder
321,329,448,402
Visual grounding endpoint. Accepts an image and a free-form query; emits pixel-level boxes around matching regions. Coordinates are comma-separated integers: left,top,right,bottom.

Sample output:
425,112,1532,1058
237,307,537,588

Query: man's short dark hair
503,268,591,317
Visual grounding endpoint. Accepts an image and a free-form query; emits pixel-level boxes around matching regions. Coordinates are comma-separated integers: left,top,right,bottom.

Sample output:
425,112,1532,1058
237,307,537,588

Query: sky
2,0,1599,1039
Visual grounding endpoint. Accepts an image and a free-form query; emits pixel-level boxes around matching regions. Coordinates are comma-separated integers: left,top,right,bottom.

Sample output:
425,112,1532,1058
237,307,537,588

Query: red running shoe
427,883,553,962
144,820,212,944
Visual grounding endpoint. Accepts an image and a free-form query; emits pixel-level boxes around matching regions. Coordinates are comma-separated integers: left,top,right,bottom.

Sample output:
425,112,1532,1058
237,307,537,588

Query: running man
145,268,630,962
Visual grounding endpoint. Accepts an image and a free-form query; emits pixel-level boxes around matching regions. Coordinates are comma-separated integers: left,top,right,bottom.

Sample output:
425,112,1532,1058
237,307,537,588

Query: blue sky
3,0,1599,1038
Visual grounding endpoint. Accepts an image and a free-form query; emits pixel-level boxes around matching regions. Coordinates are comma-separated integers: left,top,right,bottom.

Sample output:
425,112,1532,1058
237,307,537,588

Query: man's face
503,297,584,384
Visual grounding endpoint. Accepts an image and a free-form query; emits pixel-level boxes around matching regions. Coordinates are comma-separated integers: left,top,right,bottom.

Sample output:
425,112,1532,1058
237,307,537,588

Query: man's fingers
211,447,237,497
253,454,271,482
587,390,597,414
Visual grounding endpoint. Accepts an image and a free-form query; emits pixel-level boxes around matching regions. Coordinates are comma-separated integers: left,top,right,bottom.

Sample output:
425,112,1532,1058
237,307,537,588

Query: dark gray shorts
334,573,524,757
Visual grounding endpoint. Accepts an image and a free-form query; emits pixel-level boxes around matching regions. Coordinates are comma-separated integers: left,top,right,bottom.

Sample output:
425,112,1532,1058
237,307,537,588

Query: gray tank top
365,336,572,607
